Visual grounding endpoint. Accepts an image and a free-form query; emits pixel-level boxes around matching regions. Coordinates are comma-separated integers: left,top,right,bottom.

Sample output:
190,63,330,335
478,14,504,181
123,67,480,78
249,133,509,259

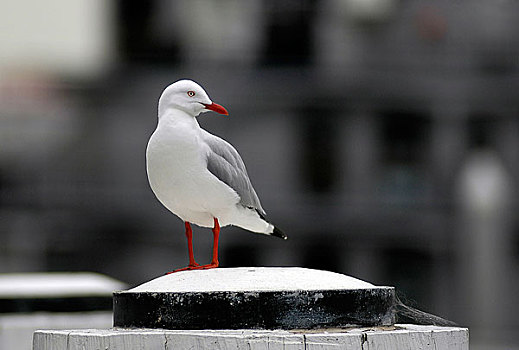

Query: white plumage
146,80,285,271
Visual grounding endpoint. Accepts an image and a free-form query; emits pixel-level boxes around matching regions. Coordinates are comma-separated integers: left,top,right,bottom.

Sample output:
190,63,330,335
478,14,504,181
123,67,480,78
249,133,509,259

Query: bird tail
256,209,288,240
271,225,288,240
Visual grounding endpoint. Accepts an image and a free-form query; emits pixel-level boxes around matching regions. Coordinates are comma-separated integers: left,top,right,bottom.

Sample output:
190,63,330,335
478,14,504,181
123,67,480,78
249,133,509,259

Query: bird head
158,80,229,118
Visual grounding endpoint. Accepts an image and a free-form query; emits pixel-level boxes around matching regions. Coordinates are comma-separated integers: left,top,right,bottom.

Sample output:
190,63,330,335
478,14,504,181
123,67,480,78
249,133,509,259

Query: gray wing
201,130,265,215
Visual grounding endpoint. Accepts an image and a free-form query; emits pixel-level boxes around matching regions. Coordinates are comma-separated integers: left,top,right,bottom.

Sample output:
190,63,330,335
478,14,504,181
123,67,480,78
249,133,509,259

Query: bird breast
146,119,239,222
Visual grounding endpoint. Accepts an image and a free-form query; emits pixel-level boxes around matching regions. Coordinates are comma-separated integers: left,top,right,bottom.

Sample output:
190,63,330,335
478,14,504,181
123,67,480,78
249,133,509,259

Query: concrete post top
0,272,126,314
113,267,395,330
121,267,384,293
0,272,125,298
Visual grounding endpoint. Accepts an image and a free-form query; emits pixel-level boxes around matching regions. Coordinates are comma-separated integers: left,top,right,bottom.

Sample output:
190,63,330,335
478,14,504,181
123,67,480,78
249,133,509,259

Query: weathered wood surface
33,325,469,350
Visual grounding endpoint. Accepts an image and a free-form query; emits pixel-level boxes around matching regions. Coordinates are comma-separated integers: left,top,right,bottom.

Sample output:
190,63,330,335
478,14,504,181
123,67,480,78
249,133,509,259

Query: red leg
209,217,220,267
167,222,200,274
167,219,220,274
188,218,220,270
184,222,198,267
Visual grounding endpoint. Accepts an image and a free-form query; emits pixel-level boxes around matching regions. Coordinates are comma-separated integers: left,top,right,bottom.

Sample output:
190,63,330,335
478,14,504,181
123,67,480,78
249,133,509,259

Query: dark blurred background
0,0,518,348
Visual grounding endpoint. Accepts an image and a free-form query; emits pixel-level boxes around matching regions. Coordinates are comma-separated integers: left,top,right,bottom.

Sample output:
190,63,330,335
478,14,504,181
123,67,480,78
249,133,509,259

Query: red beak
203,102,229,116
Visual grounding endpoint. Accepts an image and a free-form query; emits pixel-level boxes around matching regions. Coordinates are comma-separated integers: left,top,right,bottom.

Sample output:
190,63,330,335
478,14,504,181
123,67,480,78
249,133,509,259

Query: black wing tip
272,226,288,240
254,208,287,240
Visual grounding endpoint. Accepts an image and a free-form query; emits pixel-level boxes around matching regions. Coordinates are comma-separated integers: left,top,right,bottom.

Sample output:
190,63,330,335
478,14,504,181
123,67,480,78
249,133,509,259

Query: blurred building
0,0,518,348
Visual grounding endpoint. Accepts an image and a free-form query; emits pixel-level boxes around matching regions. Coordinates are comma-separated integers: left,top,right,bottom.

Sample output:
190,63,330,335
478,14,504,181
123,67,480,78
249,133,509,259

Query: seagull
146,80,287,272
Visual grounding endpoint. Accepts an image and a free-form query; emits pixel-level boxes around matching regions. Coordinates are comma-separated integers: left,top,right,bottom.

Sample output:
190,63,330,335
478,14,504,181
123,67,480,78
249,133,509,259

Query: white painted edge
124,267,381,293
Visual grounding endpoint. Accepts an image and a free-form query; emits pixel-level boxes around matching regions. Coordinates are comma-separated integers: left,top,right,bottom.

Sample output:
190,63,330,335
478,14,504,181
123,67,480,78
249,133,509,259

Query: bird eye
187,91,196,97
